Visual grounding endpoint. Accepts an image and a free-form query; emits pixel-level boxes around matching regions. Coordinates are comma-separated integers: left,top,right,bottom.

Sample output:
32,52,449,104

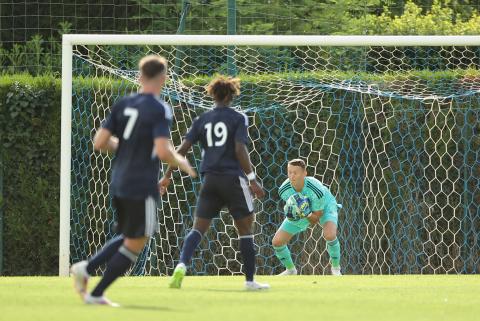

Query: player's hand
249,180,265,199
158,176,171,196
176,156,197,178
307,212,320,226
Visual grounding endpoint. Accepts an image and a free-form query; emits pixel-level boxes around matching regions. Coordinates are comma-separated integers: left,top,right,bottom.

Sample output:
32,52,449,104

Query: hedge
0,75,61,275
0,72,478,275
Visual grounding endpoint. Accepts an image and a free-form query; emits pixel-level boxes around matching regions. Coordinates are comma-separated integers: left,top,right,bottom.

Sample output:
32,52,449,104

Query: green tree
357,0,480,35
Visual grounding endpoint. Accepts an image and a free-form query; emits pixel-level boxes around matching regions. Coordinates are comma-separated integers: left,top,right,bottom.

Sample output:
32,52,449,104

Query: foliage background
0,0,479,274
2,0,480,74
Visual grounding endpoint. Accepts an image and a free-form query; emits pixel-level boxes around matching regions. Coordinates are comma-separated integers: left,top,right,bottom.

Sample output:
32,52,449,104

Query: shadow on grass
121,305,183,312
204,289,258,293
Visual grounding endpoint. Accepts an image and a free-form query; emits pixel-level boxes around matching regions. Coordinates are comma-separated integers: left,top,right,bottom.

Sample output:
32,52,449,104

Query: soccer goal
60,35,480,277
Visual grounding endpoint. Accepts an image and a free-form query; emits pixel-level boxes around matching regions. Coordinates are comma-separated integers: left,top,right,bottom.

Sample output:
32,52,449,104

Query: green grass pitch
1,275,478,321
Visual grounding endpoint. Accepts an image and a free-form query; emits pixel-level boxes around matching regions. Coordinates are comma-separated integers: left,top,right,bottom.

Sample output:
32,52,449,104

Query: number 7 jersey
185,106,249,177
102,93,172,199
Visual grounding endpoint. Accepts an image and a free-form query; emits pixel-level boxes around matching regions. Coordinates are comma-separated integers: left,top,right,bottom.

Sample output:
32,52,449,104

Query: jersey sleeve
278,179,294,201
234,113,249,144
152,103,173,139
101,100,120,136
310,196,325,212
305,178,327,211
185,116,201,144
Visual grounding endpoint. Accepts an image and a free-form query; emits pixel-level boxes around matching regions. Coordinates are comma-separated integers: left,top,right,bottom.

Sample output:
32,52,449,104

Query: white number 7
123,107,138,140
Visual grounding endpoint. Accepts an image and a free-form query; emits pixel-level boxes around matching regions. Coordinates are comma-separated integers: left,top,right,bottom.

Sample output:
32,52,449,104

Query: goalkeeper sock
179,229,203,265
326,238,341,268
239,235,255,282
86,235,124,275
91,245,138,297
274,245,295,270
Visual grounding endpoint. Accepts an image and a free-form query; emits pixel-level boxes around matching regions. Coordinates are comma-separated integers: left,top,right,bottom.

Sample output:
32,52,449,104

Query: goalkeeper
272,159,342,276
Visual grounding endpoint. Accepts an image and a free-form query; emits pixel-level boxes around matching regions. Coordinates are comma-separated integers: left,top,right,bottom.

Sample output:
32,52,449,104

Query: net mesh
69,43,480,275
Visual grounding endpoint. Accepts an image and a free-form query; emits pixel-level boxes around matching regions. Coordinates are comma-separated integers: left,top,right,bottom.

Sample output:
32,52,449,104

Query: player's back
104,93,172,199
186,106,248,176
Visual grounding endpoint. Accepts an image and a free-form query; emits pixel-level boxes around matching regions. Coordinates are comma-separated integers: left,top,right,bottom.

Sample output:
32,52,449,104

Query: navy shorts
113,196,159,238
195,174,254,220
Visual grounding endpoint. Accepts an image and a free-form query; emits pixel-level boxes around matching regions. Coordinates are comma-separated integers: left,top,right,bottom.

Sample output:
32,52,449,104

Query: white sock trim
118,245,138,262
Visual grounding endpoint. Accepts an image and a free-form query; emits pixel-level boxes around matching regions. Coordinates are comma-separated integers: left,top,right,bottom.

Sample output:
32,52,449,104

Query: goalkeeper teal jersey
278,176,335,212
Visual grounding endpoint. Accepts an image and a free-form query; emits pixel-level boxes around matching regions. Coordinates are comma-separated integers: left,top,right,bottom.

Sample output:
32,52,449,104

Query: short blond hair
288,159,306,170
139,55,168,79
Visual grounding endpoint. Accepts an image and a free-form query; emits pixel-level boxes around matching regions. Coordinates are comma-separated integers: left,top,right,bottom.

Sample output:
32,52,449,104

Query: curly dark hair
205,75,240,105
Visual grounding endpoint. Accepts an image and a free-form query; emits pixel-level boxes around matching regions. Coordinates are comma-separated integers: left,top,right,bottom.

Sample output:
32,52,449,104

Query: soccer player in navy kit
71,55,196,306
159,76,270,291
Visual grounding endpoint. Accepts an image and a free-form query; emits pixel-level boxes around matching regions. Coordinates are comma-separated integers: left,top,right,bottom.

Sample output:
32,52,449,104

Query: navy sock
86,235,124,275
90,245,138,297
179,229,202,265
239,235,255,282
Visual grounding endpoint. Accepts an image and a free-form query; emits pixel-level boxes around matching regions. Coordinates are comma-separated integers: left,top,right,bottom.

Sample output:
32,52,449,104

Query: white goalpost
60,35,480,276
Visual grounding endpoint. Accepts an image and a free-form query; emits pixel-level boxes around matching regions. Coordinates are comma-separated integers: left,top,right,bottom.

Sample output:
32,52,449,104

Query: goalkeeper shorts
279,201,339,235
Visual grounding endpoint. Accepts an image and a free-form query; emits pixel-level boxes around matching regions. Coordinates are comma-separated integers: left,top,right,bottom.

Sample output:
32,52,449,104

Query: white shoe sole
71,263,89,297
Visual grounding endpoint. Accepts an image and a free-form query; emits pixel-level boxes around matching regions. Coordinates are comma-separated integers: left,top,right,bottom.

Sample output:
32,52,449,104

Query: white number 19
205,121,228,147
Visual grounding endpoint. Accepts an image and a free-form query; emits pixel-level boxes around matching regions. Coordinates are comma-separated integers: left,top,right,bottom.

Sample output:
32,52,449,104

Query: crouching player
272,159,342,276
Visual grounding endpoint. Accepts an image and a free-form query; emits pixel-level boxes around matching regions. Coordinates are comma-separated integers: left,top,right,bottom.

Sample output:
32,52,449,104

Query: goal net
60,35,480,276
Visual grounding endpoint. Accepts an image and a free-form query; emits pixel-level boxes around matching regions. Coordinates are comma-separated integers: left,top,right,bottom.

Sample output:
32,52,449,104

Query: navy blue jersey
185,106,249,176
102,93,172,199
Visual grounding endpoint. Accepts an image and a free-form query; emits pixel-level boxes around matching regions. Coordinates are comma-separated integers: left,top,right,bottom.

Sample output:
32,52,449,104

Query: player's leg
233,214,255,281
86,235,124,273
71,197,125,296
179,217,211,265
169,217,212,288
234,214,268,290
85,196,157,305
320,202,341,275
232,201,255,283
230,176,269,290
71,235,124,296
272,226,297,275
170,174,220,289
272,217,310,275
87,236,148,305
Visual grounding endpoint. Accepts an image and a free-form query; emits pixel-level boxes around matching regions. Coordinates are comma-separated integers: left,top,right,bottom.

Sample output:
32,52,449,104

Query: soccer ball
284,193,311,220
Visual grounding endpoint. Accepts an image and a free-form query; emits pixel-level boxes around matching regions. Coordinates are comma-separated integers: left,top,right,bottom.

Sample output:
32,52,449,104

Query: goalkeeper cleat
245,280,270,291
169,263,186,289
277,268,298,276
71,260,90,297
331,266,342,276
84,293,120,307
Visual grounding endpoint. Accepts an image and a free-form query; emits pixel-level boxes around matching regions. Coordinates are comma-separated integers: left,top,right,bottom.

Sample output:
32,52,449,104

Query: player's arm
162,139,193,179
158,139,193,195
306,191,324,226
234,113,265,198
235,142,265,199
154,137,196,178
94,100,120,153
307,210,323,226
153,104,196,181
158,115,200,196
93,128,118,153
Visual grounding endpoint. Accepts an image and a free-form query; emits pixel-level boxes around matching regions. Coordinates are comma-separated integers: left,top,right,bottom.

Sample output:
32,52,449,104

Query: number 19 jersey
185,106,249,177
